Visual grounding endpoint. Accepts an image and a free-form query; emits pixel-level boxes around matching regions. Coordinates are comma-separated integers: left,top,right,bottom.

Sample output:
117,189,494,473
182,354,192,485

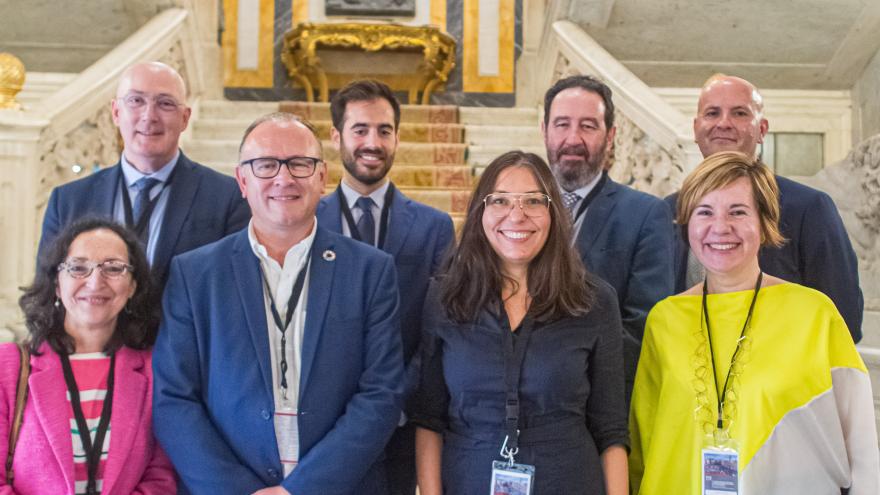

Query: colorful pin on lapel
322,250,336,261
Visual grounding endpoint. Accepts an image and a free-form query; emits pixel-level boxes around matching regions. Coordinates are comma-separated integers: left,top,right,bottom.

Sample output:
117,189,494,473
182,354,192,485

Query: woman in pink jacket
0,218,176,495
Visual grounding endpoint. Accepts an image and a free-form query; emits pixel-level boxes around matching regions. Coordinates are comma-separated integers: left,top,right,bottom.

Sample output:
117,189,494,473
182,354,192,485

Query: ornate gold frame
281,22,457,104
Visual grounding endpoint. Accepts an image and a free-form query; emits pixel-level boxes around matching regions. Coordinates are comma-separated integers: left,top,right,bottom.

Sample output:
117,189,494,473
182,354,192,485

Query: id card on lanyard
490,315,536,495
702,446,739,495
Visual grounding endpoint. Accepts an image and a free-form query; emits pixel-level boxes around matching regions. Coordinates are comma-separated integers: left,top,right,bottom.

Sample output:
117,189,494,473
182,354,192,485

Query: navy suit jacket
316,185,454,365
667,175,863,342
39,152,250,286
573,177,675,393
153,227,404,495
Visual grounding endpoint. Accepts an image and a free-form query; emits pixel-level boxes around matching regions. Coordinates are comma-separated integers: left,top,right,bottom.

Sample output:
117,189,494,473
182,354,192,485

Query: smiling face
542,87,615,192
56,229,137,339
235,119,326,241
332,98,399,193
111,62,191,173
482,166,552,275
694,77,768,159
688,176,762,283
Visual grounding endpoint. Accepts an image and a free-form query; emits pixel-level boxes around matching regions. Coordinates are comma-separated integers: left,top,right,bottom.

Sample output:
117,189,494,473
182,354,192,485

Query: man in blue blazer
39,62,249,286
317,80,453,495
541,75,675,404
153,113,404,495
669,74,863,341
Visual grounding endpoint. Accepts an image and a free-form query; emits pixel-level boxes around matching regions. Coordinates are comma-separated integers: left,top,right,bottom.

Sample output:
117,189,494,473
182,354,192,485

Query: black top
411,279,629,494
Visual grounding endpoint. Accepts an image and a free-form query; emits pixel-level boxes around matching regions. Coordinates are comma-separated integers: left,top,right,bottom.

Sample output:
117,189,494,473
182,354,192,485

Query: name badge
701,447,739,495
490,460,535,495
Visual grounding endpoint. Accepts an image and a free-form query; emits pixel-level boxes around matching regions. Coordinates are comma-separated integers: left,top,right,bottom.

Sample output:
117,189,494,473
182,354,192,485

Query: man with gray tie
39,61,249,286
541,75,675,404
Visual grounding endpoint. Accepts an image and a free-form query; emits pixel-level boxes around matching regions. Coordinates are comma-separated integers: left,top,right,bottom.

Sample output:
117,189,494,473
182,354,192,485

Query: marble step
464,124,543,147
467,144,547,169
327,164,471,189
192,118,465,143
186,139,467,167
197,100,279,121
18,72,76,108
278,101,460,124
459,106,541,126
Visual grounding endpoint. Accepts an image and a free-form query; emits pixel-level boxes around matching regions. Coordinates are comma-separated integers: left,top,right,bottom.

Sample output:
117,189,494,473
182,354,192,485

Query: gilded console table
281,22,456,104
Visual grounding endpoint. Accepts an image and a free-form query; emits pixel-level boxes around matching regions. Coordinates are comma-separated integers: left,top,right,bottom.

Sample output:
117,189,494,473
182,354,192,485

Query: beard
548,142,606,192
340,145,394,186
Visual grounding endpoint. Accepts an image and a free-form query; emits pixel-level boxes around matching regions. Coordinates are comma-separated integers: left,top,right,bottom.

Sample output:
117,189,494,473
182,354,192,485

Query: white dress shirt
248,219,316,476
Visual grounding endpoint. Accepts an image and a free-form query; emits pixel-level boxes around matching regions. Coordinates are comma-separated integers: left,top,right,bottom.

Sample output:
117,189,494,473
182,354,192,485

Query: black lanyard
500,314,535,458
119,165,179,240
260,250,312,397
60,352,116,495
701,271,762,430
572,171,608,222
337,183,396,249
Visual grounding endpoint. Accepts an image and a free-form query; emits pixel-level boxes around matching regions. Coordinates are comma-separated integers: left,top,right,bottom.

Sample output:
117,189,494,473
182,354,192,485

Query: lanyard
572,171,608,222
260,250,311,399
119,167,178,240
60,352,116,495
701,271,762,430
499,314,535,463
337,183,396,249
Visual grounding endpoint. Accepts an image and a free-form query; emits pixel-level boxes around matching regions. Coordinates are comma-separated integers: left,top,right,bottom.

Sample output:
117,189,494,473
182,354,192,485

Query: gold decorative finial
0,53,26,110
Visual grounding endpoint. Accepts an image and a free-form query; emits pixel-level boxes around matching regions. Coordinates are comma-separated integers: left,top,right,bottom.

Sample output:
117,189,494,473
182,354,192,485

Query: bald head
693,74,768,159
116,62,187,101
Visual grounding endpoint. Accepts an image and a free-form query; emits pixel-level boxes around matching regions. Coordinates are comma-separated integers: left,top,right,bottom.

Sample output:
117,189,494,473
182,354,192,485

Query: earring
54,297,60,308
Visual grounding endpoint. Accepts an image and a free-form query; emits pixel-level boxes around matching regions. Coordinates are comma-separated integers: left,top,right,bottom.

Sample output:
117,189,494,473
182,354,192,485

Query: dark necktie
131,177,160,223
355,196,376,246
562,191,581,219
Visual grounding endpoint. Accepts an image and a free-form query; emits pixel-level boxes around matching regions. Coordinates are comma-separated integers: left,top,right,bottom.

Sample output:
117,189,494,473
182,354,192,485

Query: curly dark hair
19,218,159,355
439,151,595,323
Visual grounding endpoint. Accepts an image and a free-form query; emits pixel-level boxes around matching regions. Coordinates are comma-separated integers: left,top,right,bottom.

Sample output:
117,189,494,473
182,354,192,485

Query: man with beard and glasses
541,75,675,405
317,80,454,495
666,74,863,342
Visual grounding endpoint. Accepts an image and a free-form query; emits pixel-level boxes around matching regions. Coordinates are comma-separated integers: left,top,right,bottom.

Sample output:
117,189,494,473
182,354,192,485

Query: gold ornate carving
0,53,26,110
282,22,456,105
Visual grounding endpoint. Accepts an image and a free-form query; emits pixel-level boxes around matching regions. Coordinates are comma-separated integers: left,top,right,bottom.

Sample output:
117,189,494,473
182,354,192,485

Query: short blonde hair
676,151,785,247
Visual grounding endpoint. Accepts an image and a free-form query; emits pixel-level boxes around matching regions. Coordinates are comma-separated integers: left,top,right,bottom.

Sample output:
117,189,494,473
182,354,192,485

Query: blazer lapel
101,348,148,495
96,164,122,216
317,188,345,233
577,179,619,264
231,230,275,402
28,347,76,492
382,187,414,258
153,153,200,276
299,228,336,396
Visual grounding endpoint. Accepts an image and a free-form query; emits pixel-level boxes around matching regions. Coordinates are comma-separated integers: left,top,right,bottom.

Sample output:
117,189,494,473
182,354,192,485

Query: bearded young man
541,75,675,405
316,80,454,495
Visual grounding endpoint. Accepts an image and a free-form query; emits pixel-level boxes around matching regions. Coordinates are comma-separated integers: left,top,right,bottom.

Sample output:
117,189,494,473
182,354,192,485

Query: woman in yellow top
629,151,879,494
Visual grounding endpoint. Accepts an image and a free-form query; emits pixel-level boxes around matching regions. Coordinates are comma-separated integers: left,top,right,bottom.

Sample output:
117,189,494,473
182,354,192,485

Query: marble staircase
185,100,547,227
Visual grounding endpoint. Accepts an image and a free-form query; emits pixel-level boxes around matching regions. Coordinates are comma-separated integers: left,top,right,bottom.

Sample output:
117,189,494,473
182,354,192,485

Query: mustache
556,144,588,160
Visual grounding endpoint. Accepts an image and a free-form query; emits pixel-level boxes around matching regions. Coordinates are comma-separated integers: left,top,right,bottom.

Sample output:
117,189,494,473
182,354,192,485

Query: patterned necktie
562,191,581,218
355,196,376,246
131,177,161,223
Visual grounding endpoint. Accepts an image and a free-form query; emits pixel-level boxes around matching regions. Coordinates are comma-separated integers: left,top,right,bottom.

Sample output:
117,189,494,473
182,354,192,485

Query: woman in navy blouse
412,151,629,494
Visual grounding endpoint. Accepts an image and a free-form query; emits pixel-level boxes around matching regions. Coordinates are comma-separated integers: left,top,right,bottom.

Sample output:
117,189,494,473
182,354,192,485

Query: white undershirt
247,218,316,476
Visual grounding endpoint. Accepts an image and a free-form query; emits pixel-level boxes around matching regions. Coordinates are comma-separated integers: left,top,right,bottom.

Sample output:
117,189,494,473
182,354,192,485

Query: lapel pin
322,250,336,261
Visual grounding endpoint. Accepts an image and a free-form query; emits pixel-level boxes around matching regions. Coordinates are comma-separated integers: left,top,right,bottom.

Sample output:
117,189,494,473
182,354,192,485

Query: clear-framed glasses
240,156,323,179
118,93,183,112
57,260,134,279
483,192,552,217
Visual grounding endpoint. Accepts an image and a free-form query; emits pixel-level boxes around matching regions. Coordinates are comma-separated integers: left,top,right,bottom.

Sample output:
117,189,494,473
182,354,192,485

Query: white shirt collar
340,180,391,211
247,218,317,273
120,150,180,186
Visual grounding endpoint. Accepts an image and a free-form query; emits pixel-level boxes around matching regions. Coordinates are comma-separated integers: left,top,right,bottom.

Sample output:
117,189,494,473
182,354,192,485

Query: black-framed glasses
57,260,134,279
483,192,552,217
240,156,323,179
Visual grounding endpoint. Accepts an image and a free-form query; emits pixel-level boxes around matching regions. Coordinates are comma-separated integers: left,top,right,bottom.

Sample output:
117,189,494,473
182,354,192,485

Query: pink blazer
0,342,176,494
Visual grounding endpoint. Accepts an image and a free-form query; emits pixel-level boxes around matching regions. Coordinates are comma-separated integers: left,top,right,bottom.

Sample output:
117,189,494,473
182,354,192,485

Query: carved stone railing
535,20,702,198
0,7,207,341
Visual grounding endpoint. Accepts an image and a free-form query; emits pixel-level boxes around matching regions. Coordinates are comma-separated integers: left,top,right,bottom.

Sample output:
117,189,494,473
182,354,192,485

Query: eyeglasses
57,260,134,279
483,192,552,217
240,156,323,179
118,93,184,112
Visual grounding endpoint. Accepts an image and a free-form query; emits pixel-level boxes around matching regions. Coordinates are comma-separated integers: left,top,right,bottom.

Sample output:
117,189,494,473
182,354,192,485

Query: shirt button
261,409,271,420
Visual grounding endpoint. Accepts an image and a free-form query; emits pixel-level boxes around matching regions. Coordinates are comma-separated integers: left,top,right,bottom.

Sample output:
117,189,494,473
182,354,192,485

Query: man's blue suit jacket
316,185,454,365
153,227,405,495
667,175,863,342
39,152,250,286
573,177,675,394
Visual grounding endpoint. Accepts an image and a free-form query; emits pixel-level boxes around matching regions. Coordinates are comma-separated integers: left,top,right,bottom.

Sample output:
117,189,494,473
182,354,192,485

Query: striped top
67,352,112,495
